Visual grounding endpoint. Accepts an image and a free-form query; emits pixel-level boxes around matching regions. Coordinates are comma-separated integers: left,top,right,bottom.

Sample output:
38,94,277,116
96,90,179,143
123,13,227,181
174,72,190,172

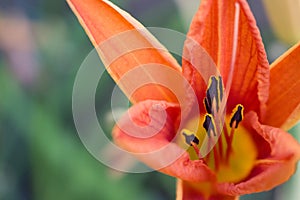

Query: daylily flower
67,0,300,199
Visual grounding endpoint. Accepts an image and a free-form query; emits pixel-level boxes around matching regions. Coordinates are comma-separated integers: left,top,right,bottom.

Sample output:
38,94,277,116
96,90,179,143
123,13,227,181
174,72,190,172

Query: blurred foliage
0,0,299,200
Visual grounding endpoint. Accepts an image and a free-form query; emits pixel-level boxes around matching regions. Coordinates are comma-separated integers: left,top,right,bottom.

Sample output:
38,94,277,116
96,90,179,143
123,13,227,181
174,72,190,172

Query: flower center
179,76,257,183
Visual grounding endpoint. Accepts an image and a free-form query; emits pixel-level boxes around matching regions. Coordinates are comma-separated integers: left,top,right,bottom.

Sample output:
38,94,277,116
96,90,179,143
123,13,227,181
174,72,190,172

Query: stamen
201,76,224,159
203,114,217,137
230,104,244,128
181,130,201,158
225,104,244,161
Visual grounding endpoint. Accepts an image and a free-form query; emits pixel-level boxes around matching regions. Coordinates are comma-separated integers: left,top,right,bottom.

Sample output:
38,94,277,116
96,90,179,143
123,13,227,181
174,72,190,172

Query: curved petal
182,0,269,116
218,112,300,196
113,100,216,182
67,0,181,103
264,42,300,130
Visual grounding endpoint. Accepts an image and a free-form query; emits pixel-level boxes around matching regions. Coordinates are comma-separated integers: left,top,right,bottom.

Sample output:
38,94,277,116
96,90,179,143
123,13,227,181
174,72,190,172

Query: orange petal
113,100,216,182
263,42,300,130
176,179,239,200
218,112,300,195
182,0,269,116
67,0,182,103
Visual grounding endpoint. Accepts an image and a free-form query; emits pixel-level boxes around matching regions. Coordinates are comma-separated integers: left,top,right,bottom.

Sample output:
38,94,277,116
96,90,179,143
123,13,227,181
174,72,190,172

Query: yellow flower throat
180,76,257,183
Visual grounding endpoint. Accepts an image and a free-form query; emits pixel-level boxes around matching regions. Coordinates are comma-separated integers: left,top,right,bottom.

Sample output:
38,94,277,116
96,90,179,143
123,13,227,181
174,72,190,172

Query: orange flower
67,0,300,199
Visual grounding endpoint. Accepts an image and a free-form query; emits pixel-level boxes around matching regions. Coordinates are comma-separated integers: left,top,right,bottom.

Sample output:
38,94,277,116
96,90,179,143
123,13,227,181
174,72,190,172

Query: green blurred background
0,0,299,200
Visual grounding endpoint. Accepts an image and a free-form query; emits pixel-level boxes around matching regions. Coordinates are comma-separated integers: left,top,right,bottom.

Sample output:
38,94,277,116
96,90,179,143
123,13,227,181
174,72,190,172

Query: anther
218,76,224,102
181,130,201,158
203,114,217,137
204,76,224,114
230,104,244,128
182,130,199,146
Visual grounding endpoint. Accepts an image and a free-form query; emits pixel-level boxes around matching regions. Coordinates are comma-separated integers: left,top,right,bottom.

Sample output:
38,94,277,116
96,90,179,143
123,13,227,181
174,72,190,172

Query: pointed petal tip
67,0,182,103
